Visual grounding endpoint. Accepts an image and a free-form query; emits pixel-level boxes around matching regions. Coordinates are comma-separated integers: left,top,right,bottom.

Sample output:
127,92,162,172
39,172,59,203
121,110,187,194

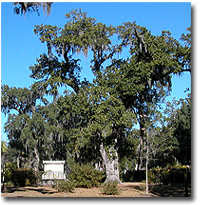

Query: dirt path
1,182,157,198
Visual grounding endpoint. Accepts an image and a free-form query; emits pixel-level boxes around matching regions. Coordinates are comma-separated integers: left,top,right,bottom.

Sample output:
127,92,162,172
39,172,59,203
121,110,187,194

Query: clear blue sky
1,2,191,141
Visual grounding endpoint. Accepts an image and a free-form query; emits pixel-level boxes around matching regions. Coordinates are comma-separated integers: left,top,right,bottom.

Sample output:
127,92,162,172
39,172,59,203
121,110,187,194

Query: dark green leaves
1,85,36,115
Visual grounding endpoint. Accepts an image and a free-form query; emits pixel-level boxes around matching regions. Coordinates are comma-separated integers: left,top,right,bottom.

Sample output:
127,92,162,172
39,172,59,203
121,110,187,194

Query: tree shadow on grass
25,187,58,195
3,187,25,193
121,183,192,197
3,186,58,195
148,184,191,197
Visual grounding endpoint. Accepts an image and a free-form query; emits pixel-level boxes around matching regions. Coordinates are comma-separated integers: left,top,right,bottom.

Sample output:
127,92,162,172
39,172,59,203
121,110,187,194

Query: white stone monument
42,161,66,184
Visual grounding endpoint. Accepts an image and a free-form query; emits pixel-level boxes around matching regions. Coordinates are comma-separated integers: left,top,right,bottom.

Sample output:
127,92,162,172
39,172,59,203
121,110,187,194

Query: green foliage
177,27,191,73
54,180,75,193
1,85,35,115
173,95,191,165
161,94,191,166
108,23,182,107
148,167,165,184
68,163,105,188
149,165,191,185
3,162,17,183
11,168,37,187
101,181,120,195
147,126,179,168
118,131,138,181
2,85,67,168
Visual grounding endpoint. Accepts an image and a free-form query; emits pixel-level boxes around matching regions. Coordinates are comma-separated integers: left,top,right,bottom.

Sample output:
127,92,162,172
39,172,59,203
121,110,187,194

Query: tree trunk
99,143,121,183
137,117,146,171
17,154,20,168
1,155,6,192
136,127,145,171
34,147,40,172
145,131,149,194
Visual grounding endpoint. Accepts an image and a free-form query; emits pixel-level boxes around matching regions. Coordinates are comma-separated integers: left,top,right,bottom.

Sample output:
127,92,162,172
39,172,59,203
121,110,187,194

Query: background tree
146,93,191,168
167,94,192,165
1,85,50,171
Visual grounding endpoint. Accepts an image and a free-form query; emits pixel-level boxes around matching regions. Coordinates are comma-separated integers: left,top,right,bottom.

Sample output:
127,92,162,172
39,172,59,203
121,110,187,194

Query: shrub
68,163,105,188
149,167,172,185
149,165,191,185
161,168,170,185
101,181,120,195
11,168,37,187
34,170,45,185
54,180,75,193
3,162,17,183
148,167,162,184
169,166,191,185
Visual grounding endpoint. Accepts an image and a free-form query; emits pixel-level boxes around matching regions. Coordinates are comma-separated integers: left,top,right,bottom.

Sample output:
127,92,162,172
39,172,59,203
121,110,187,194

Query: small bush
68,163,105,188
149,165,191,185
101,181,120,195
11,168,37,187
54,180,75,193
3,162,17,183
148,167,162,184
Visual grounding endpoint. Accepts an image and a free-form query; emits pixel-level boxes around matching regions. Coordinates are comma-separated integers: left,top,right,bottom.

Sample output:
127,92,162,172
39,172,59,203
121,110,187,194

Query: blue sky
1,2,191,141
